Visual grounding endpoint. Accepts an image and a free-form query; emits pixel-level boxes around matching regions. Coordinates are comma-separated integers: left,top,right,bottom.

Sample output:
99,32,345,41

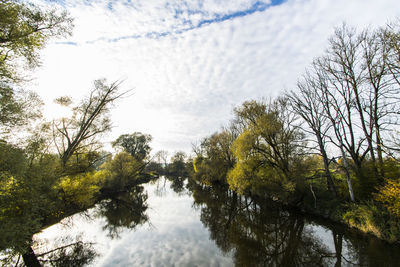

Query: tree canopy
0,0,73,83
0,0,73,137
112,132,152,161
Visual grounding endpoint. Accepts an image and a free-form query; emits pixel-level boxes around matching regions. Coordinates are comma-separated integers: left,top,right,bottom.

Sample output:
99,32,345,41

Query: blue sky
55,0,287,44
32,0,400,156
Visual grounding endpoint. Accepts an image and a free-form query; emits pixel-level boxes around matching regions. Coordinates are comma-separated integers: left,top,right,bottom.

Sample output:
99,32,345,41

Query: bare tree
382,21,400,156
155,150,169,167
52,79,128,165
287,71,337,196
319,25,378,178
313,58,358,201
386,20,400,87
359,28,399,177
321,25,400,179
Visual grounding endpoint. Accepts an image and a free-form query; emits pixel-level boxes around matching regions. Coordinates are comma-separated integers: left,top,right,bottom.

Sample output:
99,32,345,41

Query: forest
1,0,400,266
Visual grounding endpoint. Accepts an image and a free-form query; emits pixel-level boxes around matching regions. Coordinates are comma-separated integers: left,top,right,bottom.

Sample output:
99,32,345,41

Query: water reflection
154,177,167,197
2,235,97,267
166,175,187,194
96,186,149,239
188,179,400,267
1,185,149,266
3,178,400,266
33,236,97,267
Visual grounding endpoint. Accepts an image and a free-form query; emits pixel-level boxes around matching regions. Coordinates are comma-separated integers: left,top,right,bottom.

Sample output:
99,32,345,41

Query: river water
32,177,400,266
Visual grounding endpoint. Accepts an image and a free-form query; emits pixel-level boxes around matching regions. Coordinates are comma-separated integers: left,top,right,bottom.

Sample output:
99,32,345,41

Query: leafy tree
0,143,61,255
168,151,189,177
112,132,152,161
0,0,72,138
0,0,73,83
0,141,26,175
193,130,236,185
100,152,144,191
0,86,43,136
57,170,106,208
227,98,306,200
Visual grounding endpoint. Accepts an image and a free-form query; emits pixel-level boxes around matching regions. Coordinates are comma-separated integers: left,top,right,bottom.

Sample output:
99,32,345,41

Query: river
30,176,400,266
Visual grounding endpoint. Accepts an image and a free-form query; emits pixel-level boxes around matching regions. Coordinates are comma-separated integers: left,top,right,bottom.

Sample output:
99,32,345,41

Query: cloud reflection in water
37,178,233,266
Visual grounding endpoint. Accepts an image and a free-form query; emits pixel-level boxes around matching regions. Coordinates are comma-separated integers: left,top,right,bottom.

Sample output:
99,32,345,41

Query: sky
30,0,400,156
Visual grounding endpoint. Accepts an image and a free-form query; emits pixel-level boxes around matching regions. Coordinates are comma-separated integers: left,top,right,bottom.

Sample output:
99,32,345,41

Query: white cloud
32,0,400,154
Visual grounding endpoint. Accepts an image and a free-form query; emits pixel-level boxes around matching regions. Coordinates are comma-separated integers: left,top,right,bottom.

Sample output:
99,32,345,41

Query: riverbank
243,186,400,245
30,177,400,266
42,173,157,232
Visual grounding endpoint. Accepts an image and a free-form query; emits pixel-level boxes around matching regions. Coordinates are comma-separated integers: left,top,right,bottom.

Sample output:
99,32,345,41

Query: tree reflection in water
154,177,167,197
188,179,400,267
35,238,97,267
166,175,187,195
2,185,149,266
2,235,97,267
95,185,149,239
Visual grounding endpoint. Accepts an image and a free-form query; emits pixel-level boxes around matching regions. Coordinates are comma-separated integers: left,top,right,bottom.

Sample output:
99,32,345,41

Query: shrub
374,179,400,218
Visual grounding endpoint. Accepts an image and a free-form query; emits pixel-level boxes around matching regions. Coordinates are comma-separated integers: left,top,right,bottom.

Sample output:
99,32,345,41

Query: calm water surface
33,177,400,266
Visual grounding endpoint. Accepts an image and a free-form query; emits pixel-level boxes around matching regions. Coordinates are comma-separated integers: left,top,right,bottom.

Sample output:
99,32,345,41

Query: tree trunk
353,87,379,180
333,230,343,267
317,134,338,196
375,123,385,179
22,246,41,267
339,144,355,202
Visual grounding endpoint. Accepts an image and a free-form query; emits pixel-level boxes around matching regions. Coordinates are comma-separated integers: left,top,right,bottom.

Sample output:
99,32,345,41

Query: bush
342,202,383,238
342,201,400,243
374,178,400,218
57,171,106,208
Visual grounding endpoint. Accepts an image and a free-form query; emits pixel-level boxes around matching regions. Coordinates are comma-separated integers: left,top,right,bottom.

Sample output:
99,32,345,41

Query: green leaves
100,152,144,191
0,0,71,138
227,99,306,200
0,0,73,82
192,130,235,184
112,132,152,161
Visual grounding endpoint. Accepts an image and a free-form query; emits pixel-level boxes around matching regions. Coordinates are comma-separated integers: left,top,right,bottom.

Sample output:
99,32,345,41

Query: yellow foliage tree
374,179,400,218
227,99,306,200
57,170,107,208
